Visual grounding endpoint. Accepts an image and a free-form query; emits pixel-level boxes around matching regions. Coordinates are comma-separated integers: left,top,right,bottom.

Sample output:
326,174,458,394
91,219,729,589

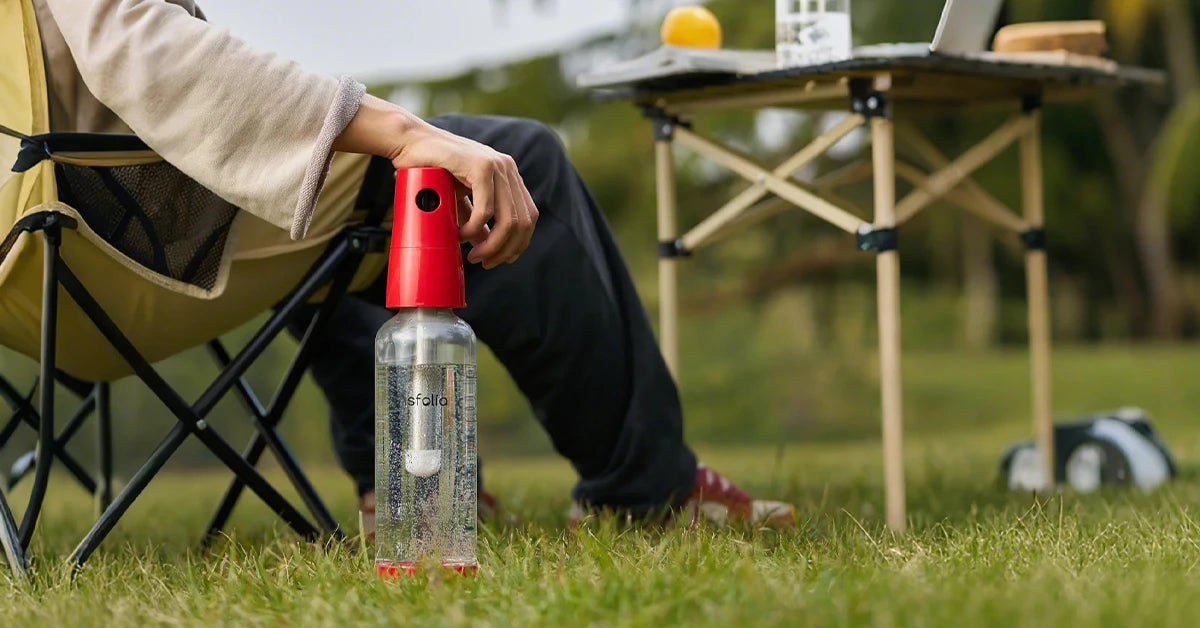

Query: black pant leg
426,115,697,513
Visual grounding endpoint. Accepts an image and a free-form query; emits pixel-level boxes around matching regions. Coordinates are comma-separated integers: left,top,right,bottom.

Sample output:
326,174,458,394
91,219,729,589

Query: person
32,0,794,529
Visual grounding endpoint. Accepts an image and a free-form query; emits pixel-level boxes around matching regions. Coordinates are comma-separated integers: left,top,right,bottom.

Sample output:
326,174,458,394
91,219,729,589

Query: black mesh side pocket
54,162,238,291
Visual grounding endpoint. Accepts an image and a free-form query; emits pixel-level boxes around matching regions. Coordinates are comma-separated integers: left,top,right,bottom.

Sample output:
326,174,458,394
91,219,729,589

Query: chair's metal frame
0,371,110,506
0,157,393,581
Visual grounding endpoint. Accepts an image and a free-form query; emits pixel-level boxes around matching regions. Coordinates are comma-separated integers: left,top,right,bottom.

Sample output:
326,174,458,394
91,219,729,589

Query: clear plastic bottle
776,0,852,67
375,307,477,575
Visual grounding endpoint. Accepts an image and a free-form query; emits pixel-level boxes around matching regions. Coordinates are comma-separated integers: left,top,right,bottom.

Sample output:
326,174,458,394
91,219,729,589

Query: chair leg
19,224,63,549
0,378,36,451
53,386,97,445
0,377,27,577
58,245,353,567
205,338,343,541
1,382,98,494
96,383,113,512
0,379,28,579
204,245,361,541
0,413,20,450
71,424,190,567
0,487,28,581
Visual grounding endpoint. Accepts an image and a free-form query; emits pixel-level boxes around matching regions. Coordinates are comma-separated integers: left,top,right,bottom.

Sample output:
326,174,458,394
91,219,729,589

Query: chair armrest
4,128,152,173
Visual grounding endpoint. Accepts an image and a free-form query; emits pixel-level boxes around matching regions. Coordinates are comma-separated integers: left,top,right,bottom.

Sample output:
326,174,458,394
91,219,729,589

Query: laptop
853,0,1005,58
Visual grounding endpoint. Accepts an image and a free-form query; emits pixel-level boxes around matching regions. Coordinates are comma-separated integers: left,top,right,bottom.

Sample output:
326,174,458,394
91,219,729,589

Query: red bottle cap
385,168,467,309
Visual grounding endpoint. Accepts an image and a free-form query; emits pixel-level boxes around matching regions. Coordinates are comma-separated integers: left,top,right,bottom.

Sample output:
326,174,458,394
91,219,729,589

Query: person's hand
333,95,538,269
390,124,538,269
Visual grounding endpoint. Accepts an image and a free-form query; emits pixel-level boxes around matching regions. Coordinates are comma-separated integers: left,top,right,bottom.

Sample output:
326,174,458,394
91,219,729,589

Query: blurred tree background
2,0,1198,482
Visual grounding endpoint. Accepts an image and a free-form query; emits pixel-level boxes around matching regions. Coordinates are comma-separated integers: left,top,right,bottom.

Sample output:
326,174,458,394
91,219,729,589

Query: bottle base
376,560,478,578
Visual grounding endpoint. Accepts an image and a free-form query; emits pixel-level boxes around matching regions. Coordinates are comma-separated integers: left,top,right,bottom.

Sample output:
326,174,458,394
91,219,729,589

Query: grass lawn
4,344,1200,626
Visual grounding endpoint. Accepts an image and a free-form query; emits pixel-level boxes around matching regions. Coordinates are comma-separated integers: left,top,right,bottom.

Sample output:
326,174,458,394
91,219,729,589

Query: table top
594,53,1167,114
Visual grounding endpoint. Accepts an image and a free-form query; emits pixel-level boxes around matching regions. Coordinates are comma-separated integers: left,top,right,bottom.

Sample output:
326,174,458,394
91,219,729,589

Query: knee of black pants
502,118,566,163
506,121,571,194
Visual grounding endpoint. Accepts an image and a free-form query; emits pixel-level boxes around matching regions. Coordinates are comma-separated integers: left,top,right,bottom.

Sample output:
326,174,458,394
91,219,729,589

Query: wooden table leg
1021,108,1055,491
872,116,906,532
655,132,681,380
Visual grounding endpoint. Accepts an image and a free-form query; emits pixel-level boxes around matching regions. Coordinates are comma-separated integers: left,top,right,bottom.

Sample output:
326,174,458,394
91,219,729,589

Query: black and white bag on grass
1000,408,1177,493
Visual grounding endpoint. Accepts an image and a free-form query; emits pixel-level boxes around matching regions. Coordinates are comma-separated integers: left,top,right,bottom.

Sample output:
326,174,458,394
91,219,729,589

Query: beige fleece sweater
34,0,366,240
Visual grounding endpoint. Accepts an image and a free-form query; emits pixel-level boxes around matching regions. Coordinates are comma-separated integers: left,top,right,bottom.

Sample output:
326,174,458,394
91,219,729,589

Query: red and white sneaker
568,464,796,528
680,464,795,527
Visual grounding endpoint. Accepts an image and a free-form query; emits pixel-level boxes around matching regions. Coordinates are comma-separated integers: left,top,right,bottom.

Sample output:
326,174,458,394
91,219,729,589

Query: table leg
655,137,680,380
1021,108,1055,491
872,117,906,532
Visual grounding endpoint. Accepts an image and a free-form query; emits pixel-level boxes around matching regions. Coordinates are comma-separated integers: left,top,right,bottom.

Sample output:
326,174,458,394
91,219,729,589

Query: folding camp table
593,53,1165,531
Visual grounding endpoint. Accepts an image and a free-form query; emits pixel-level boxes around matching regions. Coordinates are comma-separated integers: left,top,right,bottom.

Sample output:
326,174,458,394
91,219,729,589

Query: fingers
456,191,488,247
465,154,535,269
464,159,511,268
496,158,537,265
505,167,537,264
461,166,495,259
488,166,525,265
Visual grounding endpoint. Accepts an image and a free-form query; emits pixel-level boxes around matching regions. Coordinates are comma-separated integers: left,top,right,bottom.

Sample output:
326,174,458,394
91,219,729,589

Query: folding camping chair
0,0,394,580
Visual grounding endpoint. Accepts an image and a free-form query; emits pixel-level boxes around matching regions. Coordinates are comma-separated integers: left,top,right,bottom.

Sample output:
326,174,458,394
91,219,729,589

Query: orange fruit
661,6,722,49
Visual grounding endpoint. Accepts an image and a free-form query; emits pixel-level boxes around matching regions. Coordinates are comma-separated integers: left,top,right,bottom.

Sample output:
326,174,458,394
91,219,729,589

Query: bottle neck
396,307,454,315
393,307,461,326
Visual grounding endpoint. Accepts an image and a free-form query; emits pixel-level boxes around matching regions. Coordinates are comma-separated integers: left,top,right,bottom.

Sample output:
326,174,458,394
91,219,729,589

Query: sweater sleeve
42,0,365,239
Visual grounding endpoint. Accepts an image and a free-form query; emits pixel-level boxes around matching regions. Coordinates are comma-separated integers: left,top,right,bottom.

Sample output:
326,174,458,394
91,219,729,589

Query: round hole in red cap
415,188,441,212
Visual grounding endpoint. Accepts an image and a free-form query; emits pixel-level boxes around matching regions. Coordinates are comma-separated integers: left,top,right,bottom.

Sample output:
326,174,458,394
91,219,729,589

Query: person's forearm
332,95,424,161
43,0,358,239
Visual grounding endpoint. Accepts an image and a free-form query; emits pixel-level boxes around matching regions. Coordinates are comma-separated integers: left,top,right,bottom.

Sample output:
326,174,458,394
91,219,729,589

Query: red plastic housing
385,168,467,309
